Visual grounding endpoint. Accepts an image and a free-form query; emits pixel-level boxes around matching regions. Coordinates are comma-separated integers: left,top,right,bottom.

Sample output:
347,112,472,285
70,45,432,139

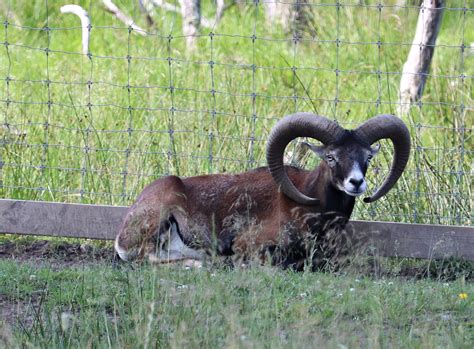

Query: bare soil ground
0,239,114,268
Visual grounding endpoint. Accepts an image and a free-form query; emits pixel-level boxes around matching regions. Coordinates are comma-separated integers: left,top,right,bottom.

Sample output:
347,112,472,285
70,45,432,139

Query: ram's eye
367,154,373,162
326,154,335,162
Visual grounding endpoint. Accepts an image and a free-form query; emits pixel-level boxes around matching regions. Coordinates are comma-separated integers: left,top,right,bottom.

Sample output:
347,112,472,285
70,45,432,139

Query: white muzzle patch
343,164,367,196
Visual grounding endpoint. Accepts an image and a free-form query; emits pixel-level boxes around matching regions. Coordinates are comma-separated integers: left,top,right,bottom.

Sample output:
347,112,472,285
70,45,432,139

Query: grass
0,2,472,345
0,0,471,225
0,0,474,348
0,256,473,348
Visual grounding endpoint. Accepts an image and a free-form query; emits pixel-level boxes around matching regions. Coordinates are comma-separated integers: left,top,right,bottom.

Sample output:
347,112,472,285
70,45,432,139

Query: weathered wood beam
0,199,126,240
352,220,473,260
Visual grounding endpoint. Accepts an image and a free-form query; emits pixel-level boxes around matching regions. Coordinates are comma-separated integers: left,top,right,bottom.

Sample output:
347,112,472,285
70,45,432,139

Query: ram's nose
349,177,364,188
344,172,367,196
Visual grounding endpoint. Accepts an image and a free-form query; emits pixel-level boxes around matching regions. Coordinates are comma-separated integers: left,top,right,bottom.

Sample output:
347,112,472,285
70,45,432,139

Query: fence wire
0,0,472,226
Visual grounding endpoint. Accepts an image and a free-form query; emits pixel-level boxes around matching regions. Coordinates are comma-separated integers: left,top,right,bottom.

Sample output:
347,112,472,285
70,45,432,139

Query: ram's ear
371,143,381,156
301,141,325,158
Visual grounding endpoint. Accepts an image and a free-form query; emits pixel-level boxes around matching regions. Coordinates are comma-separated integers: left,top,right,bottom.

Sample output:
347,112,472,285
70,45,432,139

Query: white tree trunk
398,0,444,115
151,0,179,12
145,0,230,32
263,1,290,30
215,0,226,22
263,0,311,38
179,0,201,51
103,0,147,36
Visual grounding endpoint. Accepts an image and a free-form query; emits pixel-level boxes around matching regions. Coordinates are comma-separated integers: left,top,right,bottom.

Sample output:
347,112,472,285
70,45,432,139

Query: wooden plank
351,221,474,261
0,199,127,240
0,199,473,260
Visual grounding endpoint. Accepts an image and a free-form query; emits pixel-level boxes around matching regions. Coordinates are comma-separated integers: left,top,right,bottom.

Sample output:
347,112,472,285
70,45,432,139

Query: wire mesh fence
0,1,472,226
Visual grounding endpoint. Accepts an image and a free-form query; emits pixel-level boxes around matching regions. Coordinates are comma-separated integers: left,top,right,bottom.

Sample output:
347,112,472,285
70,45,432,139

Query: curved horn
353,114,411,203
266,112,346,205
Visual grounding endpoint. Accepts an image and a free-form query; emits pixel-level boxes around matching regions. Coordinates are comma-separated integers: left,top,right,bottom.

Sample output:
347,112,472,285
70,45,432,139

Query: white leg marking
151,221,204,263
114,237,130,261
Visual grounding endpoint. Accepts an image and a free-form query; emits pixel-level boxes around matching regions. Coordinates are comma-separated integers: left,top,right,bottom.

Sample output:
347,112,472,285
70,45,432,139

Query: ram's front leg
148,216,205,265
114,206,165,262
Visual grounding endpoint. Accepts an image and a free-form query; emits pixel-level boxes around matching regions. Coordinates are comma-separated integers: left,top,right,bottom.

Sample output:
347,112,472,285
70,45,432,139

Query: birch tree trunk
263,0,312,39
263,1,289,29
179,0,201,51
398,0,444,115
103,0,147,35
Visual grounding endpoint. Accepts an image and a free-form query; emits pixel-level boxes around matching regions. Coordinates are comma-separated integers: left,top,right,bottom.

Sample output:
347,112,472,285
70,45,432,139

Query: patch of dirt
0,293,41,330
0,239,114,268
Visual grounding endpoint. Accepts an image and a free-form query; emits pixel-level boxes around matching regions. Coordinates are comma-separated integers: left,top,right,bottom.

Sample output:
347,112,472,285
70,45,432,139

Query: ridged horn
266,112,345,205
353,114,411,203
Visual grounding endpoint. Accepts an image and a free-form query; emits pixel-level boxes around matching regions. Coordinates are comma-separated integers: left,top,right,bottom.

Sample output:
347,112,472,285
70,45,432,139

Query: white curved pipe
60,5,90,55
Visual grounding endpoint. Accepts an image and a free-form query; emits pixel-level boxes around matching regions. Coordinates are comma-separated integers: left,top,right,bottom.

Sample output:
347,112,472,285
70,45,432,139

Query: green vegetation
0,1,471,224
0,2,472,346
0,257,473,348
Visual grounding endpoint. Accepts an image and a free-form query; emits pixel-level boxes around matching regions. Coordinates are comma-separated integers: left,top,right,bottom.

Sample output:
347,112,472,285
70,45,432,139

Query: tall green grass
0,257,472,348
0,1,472,225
